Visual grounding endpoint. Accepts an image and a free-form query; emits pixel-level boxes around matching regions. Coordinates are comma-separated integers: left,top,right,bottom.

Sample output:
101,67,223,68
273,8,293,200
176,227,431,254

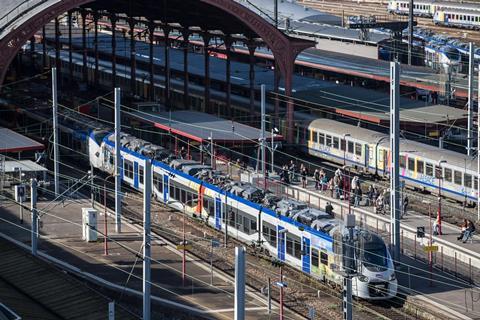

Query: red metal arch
0,0,314,141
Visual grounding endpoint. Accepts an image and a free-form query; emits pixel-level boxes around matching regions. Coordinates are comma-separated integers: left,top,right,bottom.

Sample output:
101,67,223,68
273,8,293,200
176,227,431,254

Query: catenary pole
114,88,122,233
52,68,59,196
390,62,400,262
478,67,480,222
261,84,266,190
143,160,152,320
468,43,475,156
31,178,38,255
408,0,414,65
234,247,245,320
343,214,355,320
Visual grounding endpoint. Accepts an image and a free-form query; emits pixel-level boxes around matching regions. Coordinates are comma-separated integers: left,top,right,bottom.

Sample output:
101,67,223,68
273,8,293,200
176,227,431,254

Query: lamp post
423,200,433,286
168,198,198,286
437,160,447,235
103,174,117,256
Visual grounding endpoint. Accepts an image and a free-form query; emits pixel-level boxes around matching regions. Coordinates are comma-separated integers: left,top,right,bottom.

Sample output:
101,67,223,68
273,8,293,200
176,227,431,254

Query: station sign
424,245,439,252
176,244,192,251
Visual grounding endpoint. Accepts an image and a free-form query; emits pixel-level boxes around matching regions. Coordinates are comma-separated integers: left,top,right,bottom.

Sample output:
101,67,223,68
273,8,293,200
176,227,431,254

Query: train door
364,145,370,171
133,162,139,189
163,175,169,202
215,197,222,230
277,226,286,262
302,237,311,274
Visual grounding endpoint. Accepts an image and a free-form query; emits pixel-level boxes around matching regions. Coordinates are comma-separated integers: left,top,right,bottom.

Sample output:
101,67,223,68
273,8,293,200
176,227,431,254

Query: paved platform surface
262,172,480,319
0,197,300,320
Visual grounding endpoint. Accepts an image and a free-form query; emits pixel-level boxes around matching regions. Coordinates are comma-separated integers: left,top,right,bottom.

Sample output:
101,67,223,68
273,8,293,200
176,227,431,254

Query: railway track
116,188,424,320
298,0,480,44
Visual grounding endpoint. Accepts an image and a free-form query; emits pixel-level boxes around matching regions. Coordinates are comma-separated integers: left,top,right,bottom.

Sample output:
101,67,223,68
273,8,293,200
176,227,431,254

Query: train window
340,139,346,151
454,171,462,185
124,160,134,179
326,135,332,147
286,234,301,259
169,184,175,199
355,143,362,156
312,130,317,143
250,220,257,233
319,133,325,145
139,166,144,184
305,129,310,142
417,160,424,174
320,251,328,266
465,174,472,189
400,156,406,169
425,163,433,177
181,189,186,203
153,173,163,193
262,222,277,248
347,141,354,153
333,137,339,149
243,216,250,234
408,158,415,171
444,168,452,182
311,248,319,268
475,177,478,190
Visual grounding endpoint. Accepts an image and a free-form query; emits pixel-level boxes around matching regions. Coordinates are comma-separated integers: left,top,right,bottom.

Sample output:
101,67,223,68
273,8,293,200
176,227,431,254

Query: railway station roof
3,160,47,173
130,110,281,143
0,128,44,153
294,85,467,125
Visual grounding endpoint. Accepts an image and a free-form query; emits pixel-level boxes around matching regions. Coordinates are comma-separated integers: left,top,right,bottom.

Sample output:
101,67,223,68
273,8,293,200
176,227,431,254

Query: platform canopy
3,160,47,173
0,128,44,153
131,110,282,144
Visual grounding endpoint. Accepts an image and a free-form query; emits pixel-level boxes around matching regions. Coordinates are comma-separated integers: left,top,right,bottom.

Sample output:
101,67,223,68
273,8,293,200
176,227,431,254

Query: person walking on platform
314,169,320,190
301,165,308,188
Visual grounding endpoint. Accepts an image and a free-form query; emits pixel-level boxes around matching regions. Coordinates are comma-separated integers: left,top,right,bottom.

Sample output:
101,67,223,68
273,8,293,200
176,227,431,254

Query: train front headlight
389,273,396,281
358,275,369,282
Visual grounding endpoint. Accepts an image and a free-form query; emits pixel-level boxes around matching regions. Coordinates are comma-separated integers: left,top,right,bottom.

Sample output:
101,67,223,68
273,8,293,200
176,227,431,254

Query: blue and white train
88,130,397,300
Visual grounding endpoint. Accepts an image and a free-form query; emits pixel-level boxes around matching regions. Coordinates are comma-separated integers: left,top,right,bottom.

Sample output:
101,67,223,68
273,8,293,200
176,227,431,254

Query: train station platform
234,166,480,319
130,110,281,144
0,196,299,320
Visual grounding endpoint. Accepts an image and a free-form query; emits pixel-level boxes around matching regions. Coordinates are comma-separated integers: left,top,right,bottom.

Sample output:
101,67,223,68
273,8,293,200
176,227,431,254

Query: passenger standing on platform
282,165,290,185
325,202,334,216
319,169,326,190
433,215,441,236
354,184,362,207
402,195,409,217
457,219,468,241
431,91,438,104
289,160,296,183
333,172,341,199
461,220,476,243
367,185,375,206
301,165,308,188
314,169,320,190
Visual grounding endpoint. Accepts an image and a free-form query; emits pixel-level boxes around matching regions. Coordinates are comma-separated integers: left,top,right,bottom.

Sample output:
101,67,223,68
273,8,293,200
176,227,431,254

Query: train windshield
361,245,388,271
444,49,459,61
